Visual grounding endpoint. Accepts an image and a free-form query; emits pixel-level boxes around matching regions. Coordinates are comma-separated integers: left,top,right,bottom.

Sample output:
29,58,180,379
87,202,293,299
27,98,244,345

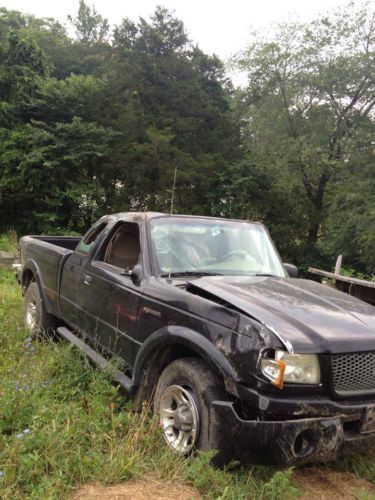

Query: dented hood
187,276,375,354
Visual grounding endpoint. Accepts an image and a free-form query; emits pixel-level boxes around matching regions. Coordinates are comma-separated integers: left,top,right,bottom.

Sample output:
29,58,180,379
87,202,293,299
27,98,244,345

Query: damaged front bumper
213,400,375,465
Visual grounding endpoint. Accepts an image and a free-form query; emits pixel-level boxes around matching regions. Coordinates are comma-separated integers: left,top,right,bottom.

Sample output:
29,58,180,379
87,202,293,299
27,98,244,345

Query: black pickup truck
17,212,375,465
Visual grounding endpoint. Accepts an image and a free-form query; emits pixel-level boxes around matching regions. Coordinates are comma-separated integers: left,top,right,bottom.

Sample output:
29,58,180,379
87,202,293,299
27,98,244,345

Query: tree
67,0,109,45
320,119,375,274
0,30,48,127
235,1,375,259
0,118,119,233
0,5,241,235
110,7,240,213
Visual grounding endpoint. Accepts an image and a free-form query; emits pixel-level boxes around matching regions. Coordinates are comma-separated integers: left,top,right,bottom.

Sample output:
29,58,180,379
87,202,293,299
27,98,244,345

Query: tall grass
0,267,299,499
0,229,18,253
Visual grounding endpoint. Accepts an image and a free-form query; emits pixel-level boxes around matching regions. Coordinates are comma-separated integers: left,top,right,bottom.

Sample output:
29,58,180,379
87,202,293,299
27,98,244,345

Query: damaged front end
182,277,375,465
214,401,346,465
212,376,375,465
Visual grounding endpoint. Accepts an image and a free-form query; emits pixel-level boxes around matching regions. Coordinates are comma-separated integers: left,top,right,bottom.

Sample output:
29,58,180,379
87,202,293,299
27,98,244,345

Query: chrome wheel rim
25,298,37,331
159,384,199,454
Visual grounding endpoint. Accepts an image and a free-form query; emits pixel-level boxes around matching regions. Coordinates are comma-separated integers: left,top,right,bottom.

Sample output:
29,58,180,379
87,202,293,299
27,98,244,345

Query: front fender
132,325,241,386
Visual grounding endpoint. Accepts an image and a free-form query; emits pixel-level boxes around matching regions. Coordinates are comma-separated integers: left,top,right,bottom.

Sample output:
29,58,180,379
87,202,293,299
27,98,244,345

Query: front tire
24,282,55,338
154,357,233,464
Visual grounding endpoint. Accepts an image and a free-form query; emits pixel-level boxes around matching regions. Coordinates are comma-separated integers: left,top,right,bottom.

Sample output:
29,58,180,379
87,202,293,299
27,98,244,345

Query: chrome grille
332,352,375,396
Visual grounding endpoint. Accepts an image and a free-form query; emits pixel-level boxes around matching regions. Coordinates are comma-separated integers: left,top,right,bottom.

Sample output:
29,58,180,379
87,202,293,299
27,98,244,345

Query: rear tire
24,282,55,339
154,357,233,465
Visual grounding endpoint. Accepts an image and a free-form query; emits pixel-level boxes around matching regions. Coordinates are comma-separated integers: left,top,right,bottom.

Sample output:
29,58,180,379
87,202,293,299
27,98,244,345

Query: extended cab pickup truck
18,212,375,465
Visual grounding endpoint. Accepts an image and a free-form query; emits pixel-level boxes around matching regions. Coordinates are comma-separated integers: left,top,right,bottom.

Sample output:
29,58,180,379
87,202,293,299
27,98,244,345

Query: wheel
24,282,55,338
154,358,233,464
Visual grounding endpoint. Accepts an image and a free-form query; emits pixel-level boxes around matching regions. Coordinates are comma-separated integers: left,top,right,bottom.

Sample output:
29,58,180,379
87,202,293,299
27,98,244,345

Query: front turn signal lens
260,359,286,389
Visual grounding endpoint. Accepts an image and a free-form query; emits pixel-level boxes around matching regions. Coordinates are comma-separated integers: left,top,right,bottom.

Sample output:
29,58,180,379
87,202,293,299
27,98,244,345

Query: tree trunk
305,171,331,250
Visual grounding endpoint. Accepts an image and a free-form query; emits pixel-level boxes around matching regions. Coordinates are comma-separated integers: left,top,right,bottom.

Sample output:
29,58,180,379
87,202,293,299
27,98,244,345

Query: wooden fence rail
309,255,375,306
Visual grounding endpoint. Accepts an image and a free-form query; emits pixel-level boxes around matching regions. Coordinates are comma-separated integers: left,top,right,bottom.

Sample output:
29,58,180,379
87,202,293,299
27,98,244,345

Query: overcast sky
1,0,356,60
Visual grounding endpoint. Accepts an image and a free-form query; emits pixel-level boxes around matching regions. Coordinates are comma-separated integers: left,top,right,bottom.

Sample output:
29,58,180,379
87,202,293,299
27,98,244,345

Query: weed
259,468,299,499
0,230,18,253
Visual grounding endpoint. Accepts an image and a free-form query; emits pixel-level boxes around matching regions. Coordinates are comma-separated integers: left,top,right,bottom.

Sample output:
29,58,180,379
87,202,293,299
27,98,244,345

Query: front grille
332,352,375,396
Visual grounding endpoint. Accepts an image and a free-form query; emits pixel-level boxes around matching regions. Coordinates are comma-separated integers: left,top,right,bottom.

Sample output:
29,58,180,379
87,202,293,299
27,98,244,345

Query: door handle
83,274,92,285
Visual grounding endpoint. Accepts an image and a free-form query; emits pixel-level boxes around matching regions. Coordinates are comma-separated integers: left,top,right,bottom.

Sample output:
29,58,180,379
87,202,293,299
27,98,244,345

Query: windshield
149,217,286,277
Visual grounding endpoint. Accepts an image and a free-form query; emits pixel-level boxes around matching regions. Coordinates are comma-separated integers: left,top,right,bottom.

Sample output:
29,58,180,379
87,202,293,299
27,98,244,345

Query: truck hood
187,276,375,354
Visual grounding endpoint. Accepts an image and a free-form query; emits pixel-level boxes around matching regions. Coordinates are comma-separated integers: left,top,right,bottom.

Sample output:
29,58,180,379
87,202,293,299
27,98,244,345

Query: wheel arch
21,260,52,314
132,325,239,410
22,267,36,292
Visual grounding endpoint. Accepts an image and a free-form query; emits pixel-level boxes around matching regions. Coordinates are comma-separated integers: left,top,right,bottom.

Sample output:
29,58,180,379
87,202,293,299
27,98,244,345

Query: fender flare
21,259,52,314
132,325,240,387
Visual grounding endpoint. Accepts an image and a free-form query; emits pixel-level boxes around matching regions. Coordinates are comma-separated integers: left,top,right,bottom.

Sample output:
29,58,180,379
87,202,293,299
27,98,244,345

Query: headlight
261,350,320,388
275,350,320,384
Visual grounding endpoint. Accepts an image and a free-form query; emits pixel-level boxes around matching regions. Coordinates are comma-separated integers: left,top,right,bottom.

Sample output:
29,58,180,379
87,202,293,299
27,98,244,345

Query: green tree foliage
0,1,373,274
0,3,240,234
234,1,375,269
109,7,240,213
68,0,109,45
0,119,119,232
321,128,375,272
0,30,48,126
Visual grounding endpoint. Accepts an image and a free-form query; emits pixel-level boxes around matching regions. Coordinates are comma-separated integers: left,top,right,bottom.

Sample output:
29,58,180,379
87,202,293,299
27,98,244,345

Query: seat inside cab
105,223,140,270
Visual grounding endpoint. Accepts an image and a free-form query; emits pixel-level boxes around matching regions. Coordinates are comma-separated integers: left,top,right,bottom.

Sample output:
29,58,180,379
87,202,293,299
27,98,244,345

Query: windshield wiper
161,271,223,278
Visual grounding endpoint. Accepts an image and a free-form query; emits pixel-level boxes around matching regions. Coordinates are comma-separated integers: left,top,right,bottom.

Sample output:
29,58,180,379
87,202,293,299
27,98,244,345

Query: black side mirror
130,263,143,286
284,263,298,278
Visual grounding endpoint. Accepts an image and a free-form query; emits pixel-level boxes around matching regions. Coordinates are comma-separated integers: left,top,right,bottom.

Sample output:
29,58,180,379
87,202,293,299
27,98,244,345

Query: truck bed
25,235,81,251
19,235,82,313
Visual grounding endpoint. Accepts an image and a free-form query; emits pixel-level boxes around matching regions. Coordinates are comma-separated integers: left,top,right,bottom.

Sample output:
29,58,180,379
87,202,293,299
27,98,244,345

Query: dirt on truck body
17,212,375,465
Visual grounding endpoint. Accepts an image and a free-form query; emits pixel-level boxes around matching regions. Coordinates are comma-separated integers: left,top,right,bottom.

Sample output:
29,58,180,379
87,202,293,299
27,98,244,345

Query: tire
154,357,233,465
24,282,55,339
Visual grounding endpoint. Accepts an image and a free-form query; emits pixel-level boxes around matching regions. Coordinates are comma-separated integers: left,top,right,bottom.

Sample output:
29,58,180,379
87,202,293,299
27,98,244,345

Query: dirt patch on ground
72,477,200,500
294,467,375,499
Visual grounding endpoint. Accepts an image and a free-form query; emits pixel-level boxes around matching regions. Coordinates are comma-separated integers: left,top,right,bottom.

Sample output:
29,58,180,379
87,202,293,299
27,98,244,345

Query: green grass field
1,243,375,498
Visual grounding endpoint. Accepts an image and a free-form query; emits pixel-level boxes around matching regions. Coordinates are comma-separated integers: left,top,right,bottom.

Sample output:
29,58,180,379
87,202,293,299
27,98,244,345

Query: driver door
77,221,142,366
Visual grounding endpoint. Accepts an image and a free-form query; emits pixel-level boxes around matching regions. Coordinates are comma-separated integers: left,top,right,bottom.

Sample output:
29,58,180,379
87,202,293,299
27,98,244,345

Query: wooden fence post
335,255,343,275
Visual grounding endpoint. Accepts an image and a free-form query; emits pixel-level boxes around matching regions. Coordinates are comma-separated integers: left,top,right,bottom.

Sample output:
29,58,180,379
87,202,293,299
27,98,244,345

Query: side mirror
130,264,143,286
284,263,298,278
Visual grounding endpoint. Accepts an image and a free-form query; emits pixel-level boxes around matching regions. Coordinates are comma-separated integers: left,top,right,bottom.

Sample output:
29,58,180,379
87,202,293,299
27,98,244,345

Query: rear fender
21,259,52,314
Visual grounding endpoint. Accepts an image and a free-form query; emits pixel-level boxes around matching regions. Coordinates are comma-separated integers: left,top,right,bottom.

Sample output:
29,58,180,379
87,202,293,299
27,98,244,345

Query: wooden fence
309,255,375,306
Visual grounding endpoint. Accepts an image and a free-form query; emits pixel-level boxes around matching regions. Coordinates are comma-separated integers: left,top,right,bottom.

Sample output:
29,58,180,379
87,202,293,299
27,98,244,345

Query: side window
76,222,107,255
101,222,140,270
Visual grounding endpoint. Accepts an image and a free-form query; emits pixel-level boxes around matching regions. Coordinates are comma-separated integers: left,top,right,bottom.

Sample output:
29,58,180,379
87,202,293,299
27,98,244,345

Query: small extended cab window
76,222,107,254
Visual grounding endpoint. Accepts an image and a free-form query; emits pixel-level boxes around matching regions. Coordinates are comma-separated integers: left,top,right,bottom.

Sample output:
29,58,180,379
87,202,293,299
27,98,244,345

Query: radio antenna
168,165,178,282
170,165,177,215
